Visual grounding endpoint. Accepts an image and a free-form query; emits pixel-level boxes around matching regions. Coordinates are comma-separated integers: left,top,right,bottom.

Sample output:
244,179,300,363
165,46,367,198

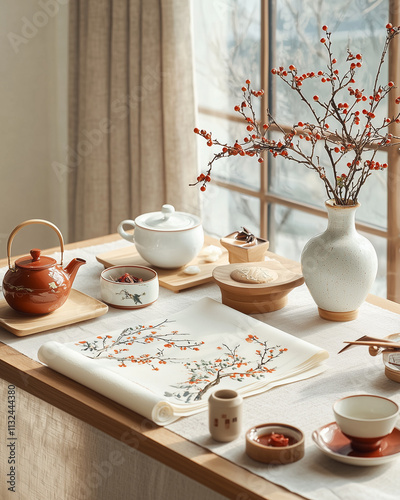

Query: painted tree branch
76,320,205,363
166,335,288,403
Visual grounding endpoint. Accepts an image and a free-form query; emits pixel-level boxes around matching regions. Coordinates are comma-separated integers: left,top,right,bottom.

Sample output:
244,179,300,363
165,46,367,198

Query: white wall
0,0,68,259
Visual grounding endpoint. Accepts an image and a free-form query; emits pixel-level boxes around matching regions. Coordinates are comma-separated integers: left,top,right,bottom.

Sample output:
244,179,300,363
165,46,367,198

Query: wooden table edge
0,233,307,500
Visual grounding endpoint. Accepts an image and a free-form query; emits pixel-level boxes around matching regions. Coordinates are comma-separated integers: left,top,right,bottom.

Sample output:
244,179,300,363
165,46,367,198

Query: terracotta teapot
2,219,86,315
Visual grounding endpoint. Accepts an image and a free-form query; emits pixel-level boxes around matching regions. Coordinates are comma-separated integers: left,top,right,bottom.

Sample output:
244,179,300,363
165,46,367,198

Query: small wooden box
220,233,269,264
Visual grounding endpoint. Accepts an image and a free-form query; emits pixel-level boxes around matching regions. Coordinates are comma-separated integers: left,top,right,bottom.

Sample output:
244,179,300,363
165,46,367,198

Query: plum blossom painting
38,298,328,425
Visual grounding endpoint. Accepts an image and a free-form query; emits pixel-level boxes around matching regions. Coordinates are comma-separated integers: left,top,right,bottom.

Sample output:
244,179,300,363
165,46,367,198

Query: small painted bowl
245,423,305,464
100,265,159,309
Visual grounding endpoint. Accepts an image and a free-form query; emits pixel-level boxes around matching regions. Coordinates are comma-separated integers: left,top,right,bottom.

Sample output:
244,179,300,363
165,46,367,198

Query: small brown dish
245,423,305,464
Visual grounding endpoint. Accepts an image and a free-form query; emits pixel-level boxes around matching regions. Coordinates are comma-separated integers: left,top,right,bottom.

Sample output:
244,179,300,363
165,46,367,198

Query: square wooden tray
96,235,229,292
0,289,108,336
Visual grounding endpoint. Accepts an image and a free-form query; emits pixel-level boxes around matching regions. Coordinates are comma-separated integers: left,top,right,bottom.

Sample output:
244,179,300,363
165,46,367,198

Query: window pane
268,132,328,209
200,184,260,238
273,1,389,123
269,0,390,230
192,0,261,114
361,232,386,298
269,204,327,260
269,136,388,230
196,112,261,190
357,151,387,229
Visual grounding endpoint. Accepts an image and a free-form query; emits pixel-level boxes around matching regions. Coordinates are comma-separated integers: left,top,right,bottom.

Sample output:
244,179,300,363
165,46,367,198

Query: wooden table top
1,233,399,500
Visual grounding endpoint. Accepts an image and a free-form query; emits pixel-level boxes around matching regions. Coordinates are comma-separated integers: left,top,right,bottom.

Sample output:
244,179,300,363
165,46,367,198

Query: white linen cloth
1,239,400,500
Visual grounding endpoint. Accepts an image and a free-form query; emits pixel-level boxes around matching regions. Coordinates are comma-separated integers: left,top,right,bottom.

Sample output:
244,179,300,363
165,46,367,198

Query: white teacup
333,394,399,452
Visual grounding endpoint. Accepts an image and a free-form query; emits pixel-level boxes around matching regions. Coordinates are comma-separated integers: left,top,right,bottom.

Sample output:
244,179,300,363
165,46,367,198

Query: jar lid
135,205,201,231
15,249,56,270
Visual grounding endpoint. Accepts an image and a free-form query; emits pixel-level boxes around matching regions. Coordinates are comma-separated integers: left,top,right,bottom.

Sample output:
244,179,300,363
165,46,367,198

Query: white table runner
1,240,400,500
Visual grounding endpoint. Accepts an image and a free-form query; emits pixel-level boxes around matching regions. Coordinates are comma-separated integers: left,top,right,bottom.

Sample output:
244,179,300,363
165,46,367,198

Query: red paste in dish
256,432,295,447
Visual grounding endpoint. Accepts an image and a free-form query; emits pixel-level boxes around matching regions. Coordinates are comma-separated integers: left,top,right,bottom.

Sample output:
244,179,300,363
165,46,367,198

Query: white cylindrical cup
208,389,243,442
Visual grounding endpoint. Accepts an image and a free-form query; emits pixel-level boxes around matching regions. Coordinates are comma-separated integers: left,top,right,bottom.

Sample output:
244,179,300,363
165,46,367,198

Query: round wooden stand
318,308,358,322
212,261,304,314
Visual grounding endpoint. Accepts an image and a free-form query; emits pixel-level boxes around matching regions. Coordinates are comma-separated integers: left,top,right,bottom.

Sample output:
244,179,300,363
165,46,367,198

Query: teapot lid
15,249,56,270
135,205,201,231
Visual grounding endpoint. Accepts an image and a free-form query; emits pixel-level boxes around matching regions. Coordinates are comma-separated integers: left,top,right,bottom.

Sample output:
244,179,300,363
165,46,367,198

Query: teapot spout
64,258,86,285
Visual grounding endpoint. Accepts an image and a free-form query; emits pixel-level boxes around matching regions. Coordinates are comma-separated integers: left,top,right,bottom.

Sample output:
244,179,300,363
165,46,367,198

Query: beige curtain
68,0,199,242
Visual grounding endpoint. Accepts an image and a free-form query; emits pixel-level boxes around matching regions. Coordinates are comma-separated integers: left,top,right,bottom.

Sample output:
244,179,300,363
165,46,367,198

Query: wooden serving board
96,235,229,293
0,289,108,336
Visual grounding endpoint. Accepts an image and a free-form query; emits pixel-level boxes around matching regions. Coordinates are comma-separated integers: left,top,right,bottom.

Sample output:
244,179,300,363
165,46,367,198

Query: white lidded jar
208,389,243,442
301,200,378,321
118,204,204,269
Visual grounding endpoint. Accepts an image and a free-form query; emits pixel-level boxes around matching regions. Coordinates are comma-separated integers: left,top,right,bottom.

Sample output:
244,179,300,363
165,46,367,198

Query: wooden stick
343,340,400,349
338,335,398,354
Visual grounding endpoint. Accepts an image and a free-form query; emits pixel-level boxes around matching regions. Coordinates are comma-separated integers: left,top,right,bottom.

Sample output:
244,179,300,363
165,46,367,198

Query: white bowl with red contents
100,265,159,309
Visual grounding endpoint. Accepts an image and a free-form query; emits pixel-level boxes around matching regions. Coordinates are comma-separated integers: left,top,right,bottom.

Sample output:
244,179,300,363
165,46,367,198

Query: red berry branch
192,24,400,205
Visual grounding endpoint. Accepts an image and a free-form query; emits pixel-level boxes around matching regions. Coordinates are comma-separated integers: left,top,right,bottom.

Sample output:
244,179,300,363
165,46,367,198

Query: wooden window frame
198,0,400,302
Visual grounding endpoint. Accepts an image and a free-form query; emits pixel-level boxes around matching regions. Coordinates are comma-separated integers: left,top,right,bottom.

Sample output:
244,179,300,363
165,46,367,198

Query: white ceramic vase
300,200,378,321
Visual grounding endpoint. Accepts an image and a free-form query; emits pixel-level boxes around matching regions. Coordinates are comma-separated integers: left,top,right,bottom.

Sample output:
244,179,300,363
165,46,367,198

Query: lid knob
30,249,41,262
161,204,175,221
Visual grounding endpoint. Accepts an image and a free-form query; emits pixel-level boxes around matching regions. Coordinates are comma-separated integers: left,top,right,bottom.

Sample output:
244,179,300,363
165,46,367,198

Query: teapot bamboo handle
7,219,65,270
